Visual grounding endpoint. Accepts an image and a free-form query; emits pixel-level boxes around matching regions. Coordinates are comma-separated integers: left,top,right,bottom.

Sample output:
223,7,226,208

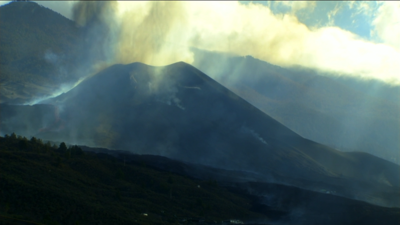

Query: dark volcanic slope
192,50,400,165
1,62,399,207
0,1,83,104
0,1,110,104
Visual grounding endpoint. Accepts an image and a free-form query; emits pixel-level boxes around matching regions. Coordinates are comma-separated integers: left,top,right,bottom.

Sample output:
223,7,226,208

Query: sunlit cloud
23,1,400,84
107,1,400,84
276,1,317,14
371,2,400,51
326,3,342,26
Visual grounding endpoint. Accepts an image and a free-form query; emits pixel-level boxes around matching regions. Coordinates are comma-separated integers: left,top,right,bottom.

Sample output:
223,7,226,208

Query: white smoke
241,125,268,145
42,1,400,84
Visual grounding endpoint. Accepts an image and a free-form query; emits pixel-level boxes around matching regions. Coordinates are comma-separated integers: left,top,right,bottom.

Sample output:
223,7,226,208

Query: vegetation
1,133,400,225
0,133,266,225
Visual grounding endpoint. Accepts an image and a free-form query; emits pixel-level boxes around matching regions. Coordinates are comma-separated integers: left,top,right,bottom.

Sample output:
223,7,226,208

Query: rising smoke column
72,1,119,68
70,1,400,84
116,1,190,66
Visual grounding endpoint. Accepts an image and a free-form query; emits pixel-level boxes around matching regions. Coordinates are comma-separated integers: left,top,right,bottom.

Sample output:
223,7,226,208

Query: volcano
192,50,400,165
1,62,399,208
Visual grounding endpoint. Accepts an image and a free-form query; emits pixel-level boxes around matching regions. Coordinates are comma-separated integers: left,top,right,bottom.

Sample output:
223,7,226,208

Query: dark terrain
1,135,399,225
1,62,399,209
0,1,106,104
192,49,400,165
1,2,399,225
0,135,265,225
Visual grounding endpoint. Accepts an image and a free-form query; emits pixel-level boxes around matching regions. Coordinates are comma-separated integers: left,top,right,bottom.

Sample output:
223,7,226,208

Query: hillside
1,135,400,225
1,2,399,224
1,62,399,208
192,49,400,164
0,135,266,225
0,1,84,104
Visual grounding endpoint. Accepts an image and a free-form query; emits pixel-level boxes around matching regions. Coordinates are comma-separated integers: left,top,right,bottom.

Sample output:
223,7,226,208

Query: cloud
354,2,375,17
279,1,316,14
371,2,400,51
326,3,342,26
187,2,400,84
68,1,400,84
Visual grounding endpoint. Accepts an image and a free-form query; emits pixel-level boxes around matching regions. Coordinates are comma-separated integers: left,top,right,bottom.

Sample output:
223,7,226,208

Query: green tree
64,150,71,159
167,176,174,184
196,198,204,208
10,132,17,139
115,189,122,200
55,156,62,167
19,139,28,150
30,136,37,144
5,203,9,214
37,138,44,146
58,142,67,152
69,145,84,156
207,179,218,187
116,169,125,180
45,141,51,147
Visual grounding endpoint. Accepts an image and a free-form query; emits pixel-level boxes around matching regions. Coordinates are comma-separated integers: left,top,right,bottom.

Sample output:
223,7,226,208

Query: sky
1,1,399,84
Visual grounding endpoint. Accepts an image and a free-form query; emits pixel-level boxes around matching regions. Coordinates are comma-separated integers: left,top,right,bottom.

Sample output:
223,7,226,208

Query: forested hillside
0,134,265,225
1,134,400,225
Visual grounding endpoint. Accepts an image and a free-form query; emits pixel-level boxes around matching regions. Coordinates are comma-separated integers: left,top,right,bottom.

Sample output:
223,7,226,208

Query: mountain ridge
0,1,97,104
1,61,398,208
192,50,400,164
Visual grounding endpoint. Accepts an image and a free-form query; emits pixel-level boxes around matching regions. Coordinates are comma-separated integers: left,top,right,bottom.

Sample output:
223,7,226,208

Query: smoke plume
70,1,400,84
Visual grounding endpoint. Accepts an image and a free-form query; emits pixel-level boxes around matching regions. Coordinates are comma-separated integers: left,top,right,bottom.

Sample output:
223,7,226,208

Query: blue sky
242,1,380,41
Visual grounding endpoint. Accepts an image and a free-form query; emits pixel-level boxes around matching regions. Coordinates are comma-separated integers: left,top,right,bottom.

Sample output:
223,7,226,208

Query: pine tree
19,139,28,150
59,142,67,152
37,138,44,146
10,132,17,139
30,136,37,143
